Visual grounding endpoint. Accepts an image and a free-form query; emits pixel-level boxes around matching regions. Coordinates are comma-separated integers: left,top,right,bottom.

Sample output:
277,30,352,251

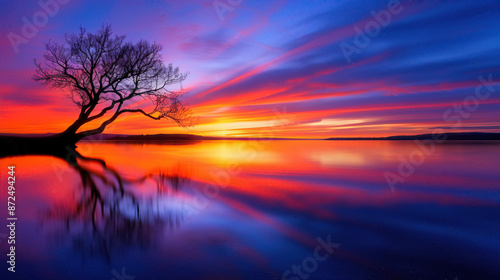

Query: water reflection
0,140,499,279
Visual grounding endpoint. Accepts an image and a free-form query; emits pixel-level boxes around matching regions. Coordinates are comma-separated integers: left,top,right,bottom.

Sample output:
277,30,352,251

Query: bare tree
33,24,191,145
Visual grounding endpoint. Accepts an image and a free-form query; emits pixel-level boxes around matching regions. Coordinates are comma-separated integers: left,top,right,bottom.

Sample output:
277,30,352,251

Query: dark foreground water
0,140,499,280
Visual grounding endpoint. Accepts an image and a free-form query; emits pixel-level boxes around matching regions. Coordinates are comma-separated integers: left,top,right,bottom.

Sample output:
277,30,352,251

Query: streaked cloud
1,0,499,137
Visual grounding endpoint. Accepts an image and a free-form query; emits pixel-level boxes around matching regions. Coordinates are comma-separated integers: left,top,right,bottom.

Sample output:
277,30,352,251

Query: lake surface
1,140,499,279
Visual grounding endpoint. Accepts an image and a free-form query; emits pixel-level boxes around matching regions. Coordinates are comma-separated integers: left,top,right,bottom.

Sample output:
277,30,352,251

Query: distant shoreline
326,132,500,141
1,132,500,141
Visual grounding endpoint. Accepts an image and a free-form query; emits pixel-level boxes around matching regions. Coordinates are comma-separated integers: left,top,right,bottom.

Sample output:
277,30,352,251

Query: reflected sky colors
1,140,499,279
1,0,500,137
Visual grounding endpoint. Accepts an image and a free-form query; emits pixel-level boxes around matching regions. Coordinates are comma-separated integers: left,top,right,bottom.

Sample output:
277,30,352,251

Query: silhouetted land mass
104,134,298,141
326,132,500,141
1,132,499,156
107,134,212,141
0,134,78,157
101,132,500,141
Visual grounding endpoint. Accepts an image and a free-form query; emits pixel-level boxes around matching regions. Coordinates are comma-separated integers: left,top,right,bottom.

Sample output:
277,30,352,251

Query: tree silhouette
33,24,191,145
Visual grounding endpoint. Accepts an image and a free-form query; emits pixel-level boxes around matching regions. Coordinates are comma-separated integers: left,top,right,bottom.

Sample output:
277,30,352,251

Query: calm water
1,140,499,280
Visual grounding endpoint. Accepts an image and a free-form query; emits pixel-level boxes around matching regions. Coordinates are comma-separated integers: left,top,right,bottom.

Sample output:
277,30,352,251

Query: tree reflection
35,147,190,262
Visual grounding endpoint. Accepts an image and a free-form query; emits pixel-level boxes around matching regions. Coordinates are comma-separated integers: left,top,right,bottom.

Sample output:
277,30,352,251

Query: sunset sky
1,0,499,138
